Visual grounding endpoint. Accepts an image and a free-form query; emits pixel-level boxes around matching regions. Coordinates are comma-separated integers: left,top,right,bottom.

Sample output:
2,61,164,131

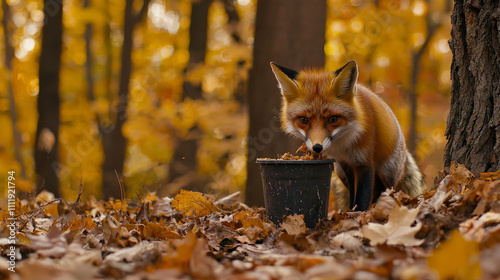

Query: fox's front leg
353,165,375,211
337,163,374,210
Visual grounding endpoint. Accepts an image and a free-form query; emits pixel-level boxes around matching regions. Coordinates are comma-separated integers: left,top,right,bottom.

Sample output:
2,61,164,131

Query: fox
270,60,426,211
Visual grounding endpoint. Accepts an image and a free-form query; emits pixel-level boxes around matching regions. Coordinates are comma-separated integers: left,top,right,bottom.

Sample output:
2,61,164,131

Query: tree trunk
245,0,326,206
101,0,150,199
444,1,500,175
84,0,94,102
3,0,26,179
34,0,63,196
167,0,212,190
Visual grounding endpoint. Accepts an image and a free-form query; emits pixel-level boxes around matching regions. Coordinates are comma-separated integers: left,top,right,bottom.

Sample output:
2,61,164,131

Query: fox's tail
395,151,426,196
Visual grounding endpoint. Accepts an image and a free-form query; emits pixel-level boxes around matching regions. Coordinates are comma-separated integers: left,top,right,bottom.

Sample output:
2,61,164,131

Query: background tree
34,0,63,196
167,0,212,190
444,1,500,175
101,0,150,199
245,0,327,206
167,0,244,193
2,0,25,179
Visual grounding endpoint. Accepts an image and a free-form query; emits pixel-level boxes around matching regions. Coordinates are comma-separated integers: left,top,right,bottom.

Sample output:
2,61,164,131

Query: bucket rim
256,158,335,165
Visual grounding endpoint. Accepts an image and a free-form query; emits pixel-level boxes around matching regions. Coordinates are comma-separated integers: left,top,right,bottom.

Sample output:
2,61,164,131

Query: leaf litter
1,162,500,279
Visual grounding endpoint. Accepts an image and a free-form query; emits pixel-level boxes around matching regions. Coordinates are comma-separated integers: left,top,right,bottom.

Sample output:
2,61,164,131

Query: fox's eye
299,117,308,124
328,116,339,123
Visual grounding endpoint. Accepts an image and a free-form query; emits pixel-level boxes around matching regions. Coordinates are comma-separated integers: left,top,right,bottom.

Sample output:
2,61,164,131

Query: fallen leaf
102,241,160,276
35,190,55,203
143,221,182,240
151,196,177,217
480,169,500,181
330,232,364,254
370,191,398,221
111,200,127,211
26,225,68,258
472,179,500,215
215,191,242,211
304,259,353,279
447,162,475,193
18,258,98,280
171,190,219,217
42,202,59,217
234,210,267,230
144,192,158,202
360,204,424,246
427,230,481,279
459,212,500,243
427,183,452,212
189,236,226,278
157,232,198,272
281,214,307,236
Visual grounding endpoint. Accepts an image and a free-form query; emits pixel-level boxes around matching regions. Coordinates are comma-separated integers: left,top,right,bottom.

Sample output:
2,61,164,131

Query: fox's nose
312,144,323,153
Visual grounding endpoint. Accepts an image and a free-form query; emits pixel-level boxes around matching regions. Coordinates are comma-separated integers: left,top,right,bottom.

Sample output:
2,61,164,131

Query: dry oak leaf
480,169,500,181
26,225,68,258
151,197,177,217
157,232,198,272
42,202,59,217
360,204,424,246
234,210,261,226
171,190,219,217
68,215,97,232
35,190,55,203
427,182,452,212
427,230,481,279
472,179,500,215
234,210,267,231
215,191,243,211
459,211,500,243
111,200,127,211
143,221,181,240
447,161,475,193
281,214,307,236
144,192,158,202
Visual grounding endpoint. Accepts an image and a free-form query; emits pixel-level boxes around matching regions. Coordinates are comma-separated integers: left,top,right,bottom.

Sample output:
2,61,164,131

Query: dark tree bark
3,0,26,179
84,0,94,102
167,0,212,190
101,0,150,199
34,0,63,196
104,0,113,102
444,1,500,175
245,0,326,206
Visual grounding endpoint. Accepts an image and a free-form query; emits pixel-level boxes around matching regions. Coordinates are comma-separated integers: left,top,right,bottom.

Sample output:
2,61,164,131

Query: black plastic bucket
256,159,335,228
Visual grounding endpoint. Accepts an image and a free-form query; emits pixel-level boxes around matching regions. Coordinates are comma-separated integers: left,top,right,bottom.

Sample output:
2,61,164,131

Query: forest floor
1,162,500,280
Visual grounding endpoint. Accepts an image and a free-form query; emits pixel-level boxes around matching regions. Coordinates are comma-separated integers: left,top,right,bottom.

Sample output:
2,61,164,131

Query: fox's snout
312,144,323,153
306,135,331,154
307,127,330,154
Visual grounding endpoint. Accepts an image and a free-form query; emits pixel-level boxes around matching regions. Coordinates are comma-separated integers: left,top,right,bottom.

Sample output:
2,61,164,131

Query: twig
114,169,125,202
18,199,62,231
75,168,86,204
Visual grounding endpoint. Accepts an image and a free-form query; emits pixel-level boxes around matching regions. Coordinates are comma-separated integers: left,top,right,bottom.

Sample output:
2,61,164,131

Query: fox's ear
331,60,358,100
270,62,300,101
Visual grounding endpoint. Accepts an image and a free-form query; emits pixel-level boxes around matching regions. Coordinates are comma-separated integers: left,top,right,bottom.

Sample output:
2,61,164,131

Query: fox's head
270,60,363,154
